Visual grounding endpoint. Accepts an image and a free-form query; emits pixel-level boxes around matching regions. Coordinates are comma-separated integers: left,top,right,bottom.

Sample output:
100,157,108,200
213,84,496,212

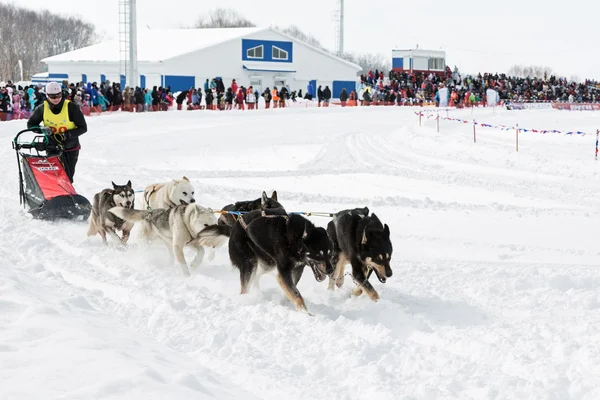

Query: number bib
43,99,76,135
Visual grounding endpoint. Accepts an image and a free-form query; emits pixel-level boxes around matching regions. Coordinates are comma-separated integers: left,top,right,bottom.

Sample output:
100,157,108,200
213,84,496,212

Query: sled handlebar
13,126,49,142
16,142,44,151
13,127,62,155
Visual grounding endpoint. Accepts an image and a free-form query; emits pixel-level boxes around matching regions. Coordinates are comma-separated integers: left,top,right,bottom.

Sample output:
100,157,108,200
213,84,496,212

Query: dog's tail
194,224,231,248
87,214,97,236
109,207,149,222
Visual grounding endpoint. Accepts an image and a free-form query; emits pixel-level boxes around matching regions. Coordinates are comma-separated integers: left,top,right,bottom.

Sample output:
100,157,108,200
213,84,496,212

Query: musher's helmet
46,81,62,95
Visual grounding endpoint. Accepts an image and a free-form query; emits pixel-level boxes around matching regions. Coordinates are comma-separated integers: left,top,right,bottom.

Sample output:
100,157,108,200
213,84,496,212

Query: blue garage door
164,75,195,92
332,80,356,99
308,79,317,98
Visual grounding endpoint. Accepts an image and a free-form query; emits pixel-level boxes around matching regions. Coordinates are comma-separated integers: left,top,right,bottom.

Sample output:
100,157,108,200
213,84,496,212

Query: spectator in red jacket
236,89,244,110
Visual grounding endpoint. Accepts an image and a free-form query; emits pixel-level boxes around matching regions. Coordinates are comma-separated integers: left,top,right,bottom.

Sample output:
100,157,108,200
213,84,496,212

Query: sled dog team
87,177,393,313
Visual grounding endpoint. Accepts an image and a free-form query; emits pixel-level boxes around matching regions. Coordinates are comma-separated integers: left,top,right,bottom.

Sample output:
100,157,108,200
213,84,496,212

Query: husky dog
109,204,217,276
87,181,136,245
197,192,333,313
140,176,196,210
218,190,279,225
326,207,393,301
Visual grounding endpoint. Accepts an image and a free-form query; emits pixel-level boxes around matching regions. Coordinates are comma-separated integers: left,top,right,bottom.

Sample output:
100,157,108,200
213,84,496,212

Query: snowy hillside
1,106,599,400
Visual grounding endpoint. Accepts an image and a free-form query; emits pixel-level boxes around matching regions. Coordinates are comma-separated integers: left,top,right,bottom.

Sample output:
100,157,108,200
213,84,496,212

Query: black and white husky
87,181,136,245
327,207,393,301
197,192,333,313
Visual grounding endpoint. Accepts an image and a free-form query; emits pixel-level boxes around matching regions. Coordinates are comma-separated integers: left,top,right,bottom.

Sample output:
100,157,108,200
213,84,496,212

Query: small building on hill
40,26,361,97
392,48,446,75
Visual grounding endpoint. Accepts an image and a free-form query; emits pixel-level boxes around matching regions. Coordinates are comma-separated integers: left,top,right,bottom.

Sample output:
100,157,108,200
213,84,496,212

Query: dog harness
143,184,170,211
143,186,155,211
238,210,289,231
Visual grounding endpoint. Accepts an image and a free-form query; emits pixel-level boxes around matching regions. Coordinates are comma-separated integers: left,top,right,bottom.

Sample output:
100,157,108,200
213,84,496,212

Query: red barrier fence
3,100,600,123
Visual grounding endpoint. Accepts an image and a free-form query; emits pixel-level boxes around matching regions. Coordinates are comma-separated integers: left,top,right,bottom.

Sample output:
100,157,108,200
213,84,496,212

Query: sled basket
13,127,91,221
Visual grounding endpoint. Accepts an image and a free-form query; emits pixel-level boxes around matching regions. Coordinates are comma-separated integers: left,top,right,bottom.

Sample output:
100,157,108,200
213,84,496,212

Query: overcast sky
11,0,600,79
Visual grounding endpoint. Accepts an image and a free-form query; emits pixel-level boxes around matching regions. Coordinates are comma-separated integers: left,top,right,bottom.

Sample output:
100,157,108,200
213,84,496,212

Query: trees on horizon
0,3,97,82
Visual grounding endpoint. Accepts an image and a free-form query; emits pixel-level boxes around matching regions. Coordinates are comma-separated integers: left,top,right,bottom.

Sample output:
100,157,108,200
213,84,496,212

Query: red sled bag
13,128,91,220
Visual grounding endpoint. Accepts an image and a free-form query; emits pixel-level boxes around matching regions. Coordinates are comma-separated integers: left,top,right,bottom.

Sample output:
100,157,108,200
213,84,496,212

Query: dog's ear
384,224,390,237
182,176,189,182
126,180,132,188
111,181,117,189
261,191,268,207
362,207,369,216
271,190,278,201
371,213,382,227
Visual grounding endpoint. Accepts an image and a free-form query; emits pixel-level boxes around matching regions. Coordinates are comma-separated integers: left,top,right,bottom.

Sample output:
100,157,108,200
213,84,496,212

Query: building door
309,79,317,98
250,78,262,94
274,79,286,89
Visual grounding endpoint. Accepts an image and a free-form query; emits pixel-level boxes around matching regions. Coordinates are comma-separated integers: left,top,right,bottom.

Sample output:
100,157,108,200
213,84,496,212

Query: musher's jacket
27,98,87,151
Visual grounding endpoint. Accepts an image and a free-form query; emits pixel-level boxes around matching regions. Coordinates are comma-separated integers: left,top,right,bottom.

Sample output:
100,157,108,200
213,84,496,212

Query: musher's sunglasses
47,93,62,99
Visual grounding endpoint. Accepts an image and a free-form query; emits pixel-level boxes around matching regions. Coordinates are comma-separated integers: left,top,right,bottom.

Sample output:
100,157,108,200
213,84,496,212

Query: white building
40,26,361,97
392,48,446,75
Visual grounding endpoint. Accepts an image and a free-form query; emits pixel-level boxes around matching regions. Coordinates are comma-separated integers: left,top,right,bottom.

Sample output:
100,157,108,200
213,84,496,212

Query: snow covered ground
1,105,599,400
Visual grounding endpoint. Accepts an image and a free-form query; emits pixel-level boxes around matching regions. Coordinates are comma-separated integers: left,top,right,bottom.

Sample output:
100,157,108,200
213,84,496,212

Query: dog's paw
335,275,345,288
178,264,192,277
115,244,129,252
366,289,380,302
351,287,363,297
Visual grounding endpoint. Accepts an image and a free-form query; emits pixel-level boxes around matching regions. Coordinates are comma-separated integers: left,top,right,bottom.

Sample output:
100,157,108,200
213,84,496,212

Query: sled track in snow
3,214,421,399
7,210,599,399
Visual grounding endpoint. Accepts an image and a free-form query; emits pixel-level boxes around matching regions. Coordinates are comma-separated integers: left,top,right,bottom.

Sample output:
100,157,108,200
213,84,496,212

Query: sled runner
12,127,91,220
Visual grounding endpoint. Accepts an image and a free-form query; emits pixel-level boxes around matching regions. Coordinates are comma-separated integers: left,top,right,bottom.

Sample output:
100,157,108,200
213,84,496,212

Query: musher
27,81,87,183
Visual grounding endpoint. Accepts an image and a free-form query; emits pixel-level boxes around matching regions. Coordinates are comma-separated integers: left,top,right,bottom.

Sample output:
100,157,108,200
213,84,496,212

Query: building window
272,46,288,60
428,58,444,70
247,45,263,59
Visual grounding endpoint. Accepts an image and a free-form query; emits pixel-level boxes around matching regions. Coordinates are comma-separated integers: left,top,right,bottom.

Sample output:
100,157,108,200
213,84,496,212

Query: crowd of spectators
358,67,600,107
0,77,304,120
2,67,600,120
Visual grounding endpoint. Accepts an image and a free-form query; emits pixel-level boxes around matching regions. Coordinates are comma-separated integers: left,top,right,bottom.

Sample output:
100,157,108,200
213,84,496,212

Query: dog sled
12,127,91,220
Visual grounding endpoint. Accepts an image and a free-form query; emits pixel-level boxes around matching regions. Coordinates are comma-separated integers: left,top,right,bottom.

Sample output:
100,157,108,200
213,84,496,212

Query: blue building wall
392,58,404,69
241,39,293,63
332,80,356,98
164,75,195,92
31,73,69,83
